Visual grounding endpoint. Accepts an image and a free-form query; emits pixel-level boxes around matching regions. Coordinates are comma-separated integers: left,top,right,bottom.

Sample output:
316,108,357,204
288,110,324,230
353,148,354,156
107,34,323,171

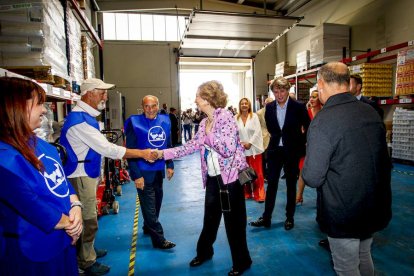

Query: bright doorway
179,57,254,113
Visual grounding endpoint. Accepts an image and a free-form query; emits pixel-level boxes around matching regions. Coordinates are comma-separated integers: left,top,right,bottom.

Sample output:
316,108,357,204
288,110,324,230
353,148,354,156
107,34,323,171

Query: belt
3,232,19,238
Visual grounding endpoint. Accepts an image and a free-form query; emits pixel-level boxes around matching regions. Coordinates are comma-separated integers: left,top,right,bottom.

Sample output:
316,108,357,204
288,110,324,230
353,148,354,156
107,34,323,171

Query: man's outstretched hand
139,149,158,162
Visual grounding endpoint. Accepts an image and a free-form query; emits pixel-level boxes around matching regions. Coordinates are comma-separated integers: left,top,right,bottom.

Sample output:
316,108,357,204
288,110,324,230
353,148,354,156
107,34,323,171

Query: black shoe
143,226,150,235
228,260,252,275
153,240,176,249
318,239,331,252
284,219,294,230
84,262,110,276
189,255,213,267
94,248,107,258
249,217,271,228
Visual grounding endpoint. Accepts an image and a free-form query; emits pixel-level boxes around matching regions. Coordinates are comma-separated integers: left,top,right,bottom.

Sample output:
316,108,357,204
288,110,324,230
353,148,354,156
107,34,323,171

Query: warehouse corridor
95,153,414,275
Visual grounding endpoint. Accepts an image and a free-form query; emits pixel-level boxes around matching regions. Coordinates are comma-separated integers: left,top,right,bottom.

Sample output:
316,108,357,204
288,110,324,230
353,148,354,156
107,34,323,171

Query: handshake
143,149,164,162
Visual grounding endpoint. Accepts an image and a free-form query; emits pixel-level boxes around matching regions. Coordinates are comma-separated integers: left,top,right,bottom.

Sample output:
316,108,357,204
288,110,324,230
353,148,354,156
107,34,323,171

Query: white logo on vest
38,153,69,198
148,126,166,147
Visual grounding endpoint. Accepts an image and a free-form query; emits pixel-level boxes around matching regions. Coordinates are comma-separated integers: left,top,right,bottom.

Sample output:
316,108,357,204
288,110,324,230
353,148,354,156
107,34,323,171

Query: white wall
103,42,179,118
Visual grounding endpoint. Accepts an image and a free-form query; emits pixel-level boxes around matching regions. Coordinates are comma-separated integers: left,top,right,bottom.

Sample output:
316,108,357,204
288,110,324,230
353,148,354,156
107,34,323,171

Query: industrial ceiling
178,10,302,58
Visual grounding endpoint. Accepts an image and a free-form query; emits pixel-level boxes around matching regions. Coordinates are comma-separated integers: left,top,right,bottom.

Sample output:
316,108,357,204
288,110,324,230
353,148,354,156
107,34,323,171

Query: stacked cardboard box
309,23,349,67
81,34,96,80
349,63,393,97
296,82,313,105
392,107,414,161
296,50,310,72
0,0,68,78
275,61,296,77
395,48,414,96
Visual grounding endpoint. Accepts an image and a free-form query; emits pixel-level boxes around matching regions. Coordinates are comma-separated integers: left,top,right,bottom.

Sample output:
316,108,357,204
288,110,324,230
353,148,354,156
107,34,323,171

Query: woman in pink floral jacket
161,80,252,276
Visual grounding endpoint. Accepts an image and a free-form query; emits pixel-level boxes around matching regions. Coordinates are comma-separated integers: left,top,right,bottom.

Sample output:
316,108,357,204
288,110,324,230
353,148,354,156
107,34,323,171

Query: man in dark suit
250,77,310,230
350,74,384,119
125,95,175,250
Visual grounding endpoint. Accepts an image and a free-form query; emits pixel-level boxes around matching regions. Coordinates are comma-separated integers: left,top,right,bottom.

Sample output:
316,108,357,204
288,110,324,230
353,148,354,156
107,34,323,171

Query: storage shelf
68,0,102,49
278,40,414,105
378,97,414,105
0,68,79,102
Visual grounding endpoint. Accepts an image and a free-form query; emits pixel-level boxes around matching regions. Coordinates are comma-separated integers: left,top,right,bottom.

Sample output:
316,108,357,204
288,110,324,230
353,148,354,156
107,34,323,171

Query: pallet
3,66,70,89
392,158,414,166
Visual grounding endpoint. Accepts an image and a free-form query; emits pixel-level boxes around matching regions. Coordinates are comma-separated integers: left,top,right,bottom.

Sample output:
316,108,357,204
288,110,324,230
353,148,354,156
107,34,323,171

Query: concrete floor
96,153,414,275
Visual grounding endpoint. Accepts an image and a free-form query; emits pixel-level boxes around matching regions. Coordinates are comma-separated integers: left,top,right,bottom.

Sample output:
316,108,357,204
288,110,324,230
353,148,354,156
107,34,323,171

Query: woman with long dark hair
0,77,82,275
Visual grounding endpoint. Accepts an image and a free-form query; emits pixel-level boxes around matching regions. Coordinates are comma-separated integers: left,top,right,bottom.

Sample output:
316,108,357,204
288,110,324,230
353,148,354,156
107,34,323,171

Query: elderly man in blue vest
60,78,156,275
124,95,176,250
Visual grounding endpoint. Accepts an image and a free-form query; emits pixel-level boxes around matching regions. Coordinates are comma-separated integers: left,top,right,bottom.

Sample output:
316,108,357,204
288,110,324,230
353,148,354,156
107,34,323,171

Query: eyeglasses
310,95,318,99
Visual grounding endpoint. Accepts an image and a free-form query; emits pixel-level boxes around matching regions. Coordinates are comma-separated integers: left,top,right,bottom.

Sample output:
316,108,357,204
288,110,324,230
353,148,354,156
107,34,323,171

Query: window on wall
103,13,186,41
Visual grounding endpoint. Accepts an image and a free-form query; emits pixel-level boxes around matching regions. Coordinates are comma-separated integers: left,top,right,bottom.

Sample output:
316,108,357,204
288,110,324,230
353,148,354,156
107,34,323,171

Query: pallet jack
97,129,126,216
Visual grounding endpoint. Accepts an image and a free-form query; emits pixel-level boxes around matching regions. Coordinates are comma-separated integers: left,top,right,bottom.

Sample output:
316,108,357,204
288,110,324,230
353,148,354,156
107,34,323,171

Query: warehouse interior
0,0,413,275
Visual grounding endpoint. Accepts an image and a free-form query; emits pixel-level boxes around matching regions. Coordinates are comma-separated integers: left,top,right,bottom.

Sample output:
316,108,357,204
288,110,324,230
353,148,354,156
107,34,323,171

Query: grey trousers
70,176,99,269
328,236,374,276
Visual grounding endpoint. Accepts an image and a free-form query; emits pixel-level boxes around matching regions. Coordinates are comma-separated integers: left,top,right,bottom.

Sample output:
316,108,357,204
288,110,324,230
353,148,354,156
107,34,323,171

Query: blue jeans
328,237,374,276
183,124,192,141
137,171,165,246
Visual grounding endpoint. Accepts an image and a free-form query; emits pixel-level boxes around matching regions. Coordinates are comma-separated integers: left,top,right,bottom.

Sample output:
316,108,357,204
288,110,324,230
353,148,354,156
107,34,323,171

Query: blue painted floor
96,154,414,275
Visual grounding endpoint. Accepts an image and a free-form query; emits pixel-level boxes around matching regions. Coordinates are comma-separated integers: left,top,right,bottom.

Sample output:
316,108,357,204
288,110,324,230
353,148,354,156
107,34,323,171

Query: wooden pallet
3,66,70,89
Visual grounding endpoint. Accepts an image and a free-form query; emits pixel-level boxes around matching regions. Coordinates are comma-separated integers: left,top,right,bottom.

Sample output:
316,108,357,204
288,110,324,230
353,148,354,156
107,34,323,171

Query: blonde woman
296,86,322,204
235,98,265,202
160,81,252,275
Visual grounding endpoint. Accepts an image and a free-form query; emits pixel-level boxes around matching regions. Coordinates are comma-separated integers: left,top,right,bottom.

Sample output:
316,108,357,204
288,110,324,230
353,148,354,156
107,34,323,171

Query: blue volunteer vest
0,138,72,262
125,114,171,171
60,111,101,178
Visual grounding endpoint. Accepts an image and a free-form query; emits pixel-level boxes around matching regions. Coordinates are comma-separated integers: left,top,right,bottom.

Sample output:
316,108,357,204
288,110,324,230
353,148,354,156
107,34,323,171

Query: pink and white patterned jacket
164,108,248,187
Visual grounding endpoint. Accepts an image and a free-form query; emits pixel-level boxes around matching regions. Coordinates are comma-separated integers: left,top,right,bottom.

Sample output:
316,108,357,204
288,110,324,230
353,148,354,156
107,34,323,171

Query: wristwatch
71,201,83,210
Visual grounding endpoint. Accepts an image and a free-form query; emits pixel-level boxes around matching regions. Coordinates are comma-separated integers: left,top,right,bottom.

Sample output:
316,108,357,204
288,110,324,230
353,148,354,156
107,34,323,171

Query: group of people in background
0,61,391,276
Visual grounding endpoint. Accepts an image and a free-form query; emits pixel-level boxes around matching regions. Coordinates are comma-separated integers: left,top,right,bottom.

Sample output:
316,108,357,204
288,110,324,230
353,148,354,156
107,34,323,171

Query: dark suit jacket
265,98,310,157
360,96,384,120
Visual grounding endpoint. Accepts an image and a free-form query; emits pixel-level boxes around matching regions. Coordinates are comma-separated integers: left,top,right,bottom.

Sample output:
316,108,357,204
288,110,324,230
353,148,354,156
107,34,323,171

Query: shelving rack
280,40,414,105
0,68,80,102
68,0,102,49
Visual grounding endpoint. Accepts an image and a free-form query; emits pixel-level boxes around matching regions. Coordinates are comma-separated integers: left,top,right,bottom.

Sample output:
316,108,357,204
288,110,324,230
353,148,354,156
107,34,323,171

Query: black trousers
263,147,299,221
137,171,165,246
196,175,252,270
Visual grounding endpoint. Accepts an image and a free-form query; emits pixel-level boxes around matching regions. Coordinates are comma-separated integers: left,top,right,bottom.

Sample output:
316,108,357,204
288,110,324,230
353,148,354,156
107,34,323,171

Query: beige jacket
256,107,270,150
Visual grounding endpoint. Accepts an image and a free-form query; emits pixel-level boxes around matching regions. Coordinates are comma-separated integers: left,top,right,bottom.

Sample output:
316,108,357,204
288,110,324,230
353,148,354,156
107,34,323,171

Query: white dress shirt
235,113,264,157
66,100,126,178
276,97,289,146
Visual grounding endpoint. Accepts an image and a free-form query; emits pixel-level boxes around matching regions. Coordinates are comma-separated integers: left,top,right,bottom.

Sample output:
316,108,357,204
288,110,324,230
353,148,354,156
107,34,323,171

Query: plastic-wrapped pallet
274,61,295,77
296,50,310,72
392,107,414,161
349,63,393,97
395,48,414,96
0,0,68,78
67,7,83,84
309,23,349,67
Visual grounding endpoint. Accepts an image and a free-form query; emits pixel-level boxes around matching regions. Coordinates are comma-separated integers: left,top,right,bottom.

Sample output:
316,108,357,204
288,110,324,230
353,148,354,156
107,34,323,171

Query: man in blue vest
60,78,156,275
124,95,176,250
